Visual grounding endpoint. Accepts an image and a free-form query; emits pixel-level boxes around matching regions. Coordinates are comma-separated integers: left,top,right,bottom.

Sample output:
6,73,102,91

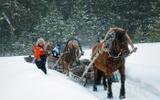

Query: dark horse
60,38,83,75
92,28,136,99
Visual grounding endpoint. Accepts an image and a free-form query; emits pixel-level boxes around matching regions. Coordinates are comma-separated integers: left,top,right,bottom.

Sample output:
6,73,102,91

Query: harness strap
53,51,69,68
81,47,136,80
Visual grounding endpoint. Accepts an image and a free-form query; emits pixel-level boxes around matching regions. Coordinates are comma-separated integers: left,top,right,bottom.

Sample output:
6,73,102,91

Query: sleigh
24,55,34,63
68,59,94,86
68,59,120,86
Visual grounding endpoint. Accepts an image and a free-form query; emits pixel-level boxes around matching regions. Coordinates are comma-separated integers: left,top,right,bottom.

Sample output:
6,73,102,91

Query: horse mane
63,38,80,52
92,27,129,59
113,28,127,43
61,38,82,73
62,38,81,64
106,27,127,42
91,42,104,59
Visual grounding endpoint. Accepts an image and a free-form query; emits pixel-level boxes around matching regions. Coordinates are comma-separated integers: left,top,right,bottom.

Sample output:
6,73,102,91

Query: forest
0,0,160,56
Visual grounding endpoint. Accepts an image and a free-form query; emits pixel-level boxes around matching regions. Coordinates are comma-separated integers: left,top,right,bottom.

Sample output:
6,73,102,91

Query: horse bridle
102,36,129,60
107,50,122,59
104,47,133,60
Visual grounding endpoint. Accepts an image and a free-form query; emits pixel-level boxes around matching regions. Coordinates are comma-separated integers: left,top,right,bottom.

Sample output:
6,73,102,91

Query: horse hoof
107,95,113,99
93,87,97,91
107,93,113,99
104,86,107,91
81,80,87,87
119,95,125,99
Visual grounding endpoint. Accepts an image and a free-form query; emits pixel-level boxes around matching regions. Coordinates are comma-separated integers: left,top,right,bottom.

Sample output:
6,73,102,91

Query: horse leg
62,61,68,74
93,67,98,91
61,62,65,73
107,76,113,99
96,69,102,85
102,74,107,91
119,74,125,99
66,63,70,76
119,65,126,99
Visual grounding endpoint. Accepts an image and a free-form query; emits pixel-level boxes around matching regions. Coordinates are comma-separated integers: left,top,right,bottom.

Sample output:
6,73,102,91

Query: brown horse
60,39,82,75
92,28,136,99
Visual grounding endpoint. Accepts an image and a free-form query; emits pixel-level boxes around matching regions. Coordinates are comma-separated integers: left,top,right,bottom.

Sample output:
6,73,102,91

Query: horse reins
104,49,122,59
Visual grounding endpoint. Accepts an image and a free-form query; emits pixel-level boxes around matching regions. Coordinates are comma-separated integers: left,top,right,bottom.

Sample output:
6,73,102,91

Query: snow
0,57,98,100
1,43,160,100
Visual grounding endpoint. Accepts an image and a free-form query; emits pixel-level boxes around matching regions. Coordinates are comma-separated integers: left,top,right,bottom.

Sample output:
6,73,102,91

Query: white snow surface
0,57,98,100
1,43,160,100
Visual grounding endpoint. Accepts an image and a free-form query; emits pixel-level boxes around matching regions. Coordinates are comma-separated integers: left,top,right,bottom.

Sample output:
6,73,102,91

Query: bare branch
2,12,15,33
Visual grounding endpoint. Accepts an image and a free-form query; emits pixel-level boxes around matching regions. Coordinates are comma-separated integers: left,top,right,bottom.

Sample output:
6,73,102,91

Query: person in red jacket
32,37,47,74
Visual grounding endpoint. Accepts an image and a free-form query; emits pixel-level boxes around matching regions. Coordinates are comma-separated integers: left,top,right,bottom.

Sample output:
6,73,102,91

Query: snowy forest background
0,0,160,56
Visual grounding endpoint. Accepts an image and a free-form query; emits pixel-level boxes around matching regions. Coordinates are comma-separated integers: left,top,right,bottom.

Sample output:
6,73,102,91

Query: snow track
85,74,160,100
126,75,160,100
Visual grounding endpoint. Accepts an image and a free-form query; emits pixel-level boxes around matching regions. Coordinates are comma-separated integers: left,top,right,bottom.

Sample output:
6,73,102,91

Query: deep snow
0,43,160,100
0,57,98,100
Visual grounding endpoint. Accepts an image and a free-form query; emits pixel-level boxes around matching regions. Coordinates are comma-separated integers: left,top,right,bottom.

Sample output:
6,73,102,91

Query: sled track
52,65,160,100
84,75,160,100
49,64,160,99
126,75,160,99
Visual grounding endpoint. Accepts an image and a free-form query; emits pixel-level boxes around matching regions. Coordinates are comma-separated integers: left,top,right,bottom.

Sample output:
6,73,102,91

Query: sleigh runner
68,59,94,86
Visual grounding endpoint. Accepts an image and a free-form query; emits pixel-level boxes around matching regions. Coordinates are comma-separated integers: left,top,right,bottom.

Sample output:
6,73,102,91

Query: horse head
67,40,81,62
104,28,129,60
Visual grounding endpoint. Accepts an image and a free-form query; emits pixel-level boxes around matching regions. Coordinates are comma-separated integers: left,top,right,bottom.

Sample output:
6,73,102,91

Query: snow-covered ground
0,43,160,100
0,57,98,100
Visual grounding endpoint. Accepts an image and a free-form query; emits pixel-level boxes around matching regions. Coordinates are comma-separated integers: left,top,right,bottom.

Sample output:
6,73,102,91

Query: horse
92,27,134,99
60,38,83,75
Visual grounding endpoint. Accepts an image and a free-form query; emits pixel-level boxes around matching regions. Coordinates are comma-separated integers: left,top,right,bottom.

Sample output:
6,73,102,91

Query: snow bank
0,56,98,100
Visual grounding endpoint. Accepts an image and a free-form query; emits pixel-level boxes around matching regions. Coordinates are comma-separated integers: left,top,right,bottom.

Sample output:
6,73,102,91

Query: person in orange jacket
32,37,47,74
